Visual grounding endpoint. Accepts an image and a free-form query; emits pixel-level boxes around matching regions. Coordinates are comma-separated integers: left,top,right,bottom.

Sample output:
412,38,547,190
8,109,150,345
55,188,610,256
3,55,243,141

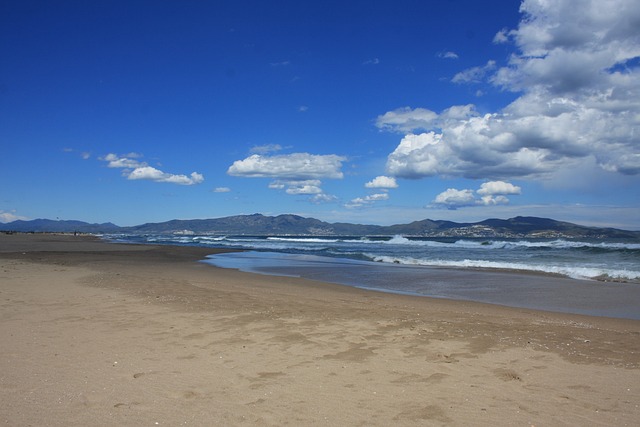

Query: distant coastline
2,214,640,239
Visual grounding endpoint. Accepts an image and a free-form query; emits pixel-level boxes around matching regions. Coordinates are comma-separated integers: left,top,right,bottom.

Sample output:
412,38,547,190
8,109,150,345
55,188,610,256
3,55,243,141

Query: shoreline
105,232,640,284
2,233,640,425
205,250,640,320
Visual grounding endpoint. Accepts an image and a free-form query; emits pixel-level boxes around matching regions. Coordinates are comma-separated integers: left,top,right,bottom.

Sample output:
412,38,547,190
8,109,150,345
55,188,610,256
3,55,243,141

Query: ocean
106,234,640,319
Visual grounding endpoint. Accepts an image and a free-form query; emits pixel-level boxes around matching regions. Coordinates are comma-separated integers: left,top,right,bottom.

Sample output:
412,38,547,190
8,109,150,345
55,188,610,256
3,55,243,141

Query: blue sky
2,0,639,229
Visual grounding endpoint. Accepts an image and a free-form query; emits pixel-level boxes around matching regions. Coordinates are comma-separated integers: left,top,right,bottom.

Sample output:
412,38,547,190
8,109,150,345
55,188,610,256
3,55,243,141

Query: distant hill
0,219,120,234
126,214,384,236
2,214,639,239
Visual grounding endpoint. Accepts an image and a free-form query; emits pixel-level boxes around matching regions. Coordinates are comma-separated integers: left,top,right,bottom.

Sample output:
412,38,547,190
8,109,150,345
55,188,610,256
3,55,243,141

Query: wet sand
1,233,639,426
206,251,640,320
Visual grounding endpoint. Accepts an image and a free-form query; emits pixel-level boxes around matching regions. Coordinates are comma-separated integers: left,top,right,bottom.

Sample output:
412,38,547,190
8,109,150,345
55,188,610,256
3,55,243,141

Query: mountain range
2,214,639,239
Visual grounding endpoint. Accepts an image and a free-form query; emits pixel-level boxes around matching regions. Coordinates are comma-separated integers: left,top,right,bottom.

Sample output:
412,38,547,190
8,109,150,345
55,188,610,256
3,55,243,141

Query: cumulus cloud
380,0,640,181
348,176,398,208
432,188,477,209
104,153,143,169
101,153,204,185
268,179,335,203
227,153,346,180
477,181,522,196
365,176,398,189
431,181,521,209
127,166,204,185
386,132,443,178
479,195,510,206
213,187,231,193
346,192,389,208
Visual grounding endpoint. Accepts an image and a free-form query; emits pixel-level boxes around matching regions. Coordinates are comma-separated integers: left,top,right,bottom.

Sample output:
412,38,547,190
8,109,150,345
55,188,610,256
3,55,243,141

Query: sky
1,0,639,229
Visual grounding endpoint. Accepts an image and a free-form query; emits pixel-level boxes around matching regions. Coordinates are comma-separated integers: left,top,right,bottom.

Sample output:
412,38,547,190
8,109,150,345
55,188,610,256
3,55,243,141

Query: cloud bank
378,0,640,182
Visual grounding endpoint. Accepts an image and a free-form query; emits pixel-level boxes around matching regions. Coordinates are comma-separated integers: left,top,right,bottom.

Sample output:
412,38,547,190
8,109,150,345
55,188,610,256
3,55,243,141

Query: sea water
107,234,640,319
111,234,640,282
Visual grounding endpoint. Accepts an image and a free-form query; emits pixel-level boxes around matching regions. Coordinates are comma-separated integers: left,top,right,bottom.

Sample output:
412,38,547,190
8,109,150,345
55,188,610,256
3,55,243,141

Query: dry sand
1,233,639,426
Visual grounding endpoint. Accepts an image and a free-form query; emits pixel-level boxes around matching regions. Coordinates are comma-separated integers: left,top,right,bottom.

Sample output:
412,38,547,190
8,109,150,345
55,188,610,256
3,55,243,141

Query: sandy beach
1,234,639,426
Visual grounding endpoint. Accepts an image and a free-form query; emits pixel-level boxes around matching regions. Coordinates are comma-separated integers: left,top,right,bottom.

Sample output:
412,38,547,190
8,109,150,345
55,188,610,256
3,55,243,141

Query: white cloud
386,132,443,178
493,28,511,44
103,153,143,169
431,181,521,210
0,210,28,223
365,193,389,202
268,181,286,190
365,175,398,189
286,185,322,195
311,193,338,204
386,115,559,180
127,166,164,181
213,187,231,193
227,153,346,180
127,166,204,185
250,144,283,154
381,0,640,181
375,107,438,133
452,60,496,83
363,58,380,65
180,172,205,185
480,195,510,206
432,188,476,209
438,51,459,60
346,192,389,208
283,180,323,195
477,181,522,196
268,179,335,202
101,153,204,185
